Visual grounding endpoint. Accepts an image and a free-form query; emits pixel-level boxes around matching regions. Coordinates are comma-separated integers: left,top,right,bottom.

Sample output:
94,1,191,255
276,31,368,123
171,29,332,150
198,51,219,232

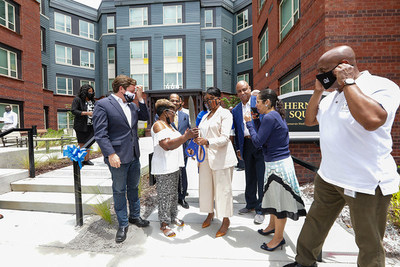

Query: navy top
246,110,290,162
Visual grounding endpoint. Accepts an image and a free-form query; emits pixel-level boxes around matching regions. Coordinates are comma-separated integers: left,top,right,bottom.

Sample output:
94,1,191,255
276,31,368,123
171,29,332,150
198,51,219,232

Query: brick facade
252,0,400,183
0,0,73,131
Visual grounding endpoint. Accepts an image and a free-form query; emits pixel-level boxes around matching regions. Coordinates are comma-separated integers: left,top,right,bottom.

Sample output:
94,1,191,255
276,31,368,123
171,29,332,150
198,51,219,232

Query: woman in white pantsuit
196,87,237,238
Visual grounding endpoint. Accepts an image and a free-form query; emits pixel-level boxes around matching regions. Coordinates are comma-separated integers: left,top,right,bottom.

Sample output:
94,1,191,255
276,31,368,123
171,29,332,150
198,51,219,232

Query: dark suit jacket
71,96,95,132
93,95,149,164
232,95,260,156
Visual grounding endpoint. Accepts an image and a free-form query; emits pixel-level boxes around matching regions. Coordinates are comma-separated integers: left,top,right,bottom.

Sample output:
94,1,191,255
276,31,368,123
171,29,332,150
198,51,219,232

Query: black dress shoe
83,160,94,165
115,226,128,243
178,199,189,209
283,262,317,267
129,216,150,227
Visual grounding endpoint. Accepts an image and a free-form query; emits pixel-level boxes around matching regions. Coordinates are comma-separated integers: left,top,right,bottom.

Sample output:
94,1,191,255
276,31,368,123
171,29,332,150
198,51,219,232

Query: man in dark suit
169,93,191,209
232,81,265,224
93,75,149,243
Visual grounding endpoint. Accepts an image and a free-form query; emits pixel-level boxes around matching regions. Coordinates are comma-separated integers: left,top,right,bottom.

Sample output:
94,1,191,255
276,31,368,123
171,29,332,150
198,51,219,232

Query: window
108,78,114,90
163,5,182,24
163,38,183,89
57,111,73,130
55,45,72,65
0,103,19,128
237,73,249,84
280,67,300,95
79,20,94,39
56,77,73,95
205,9,213,27
54,12,71,33
80,50,95,69
129,7,148,26
0,0,15,31
280,0,299,40
237,42,249,63
42,65,47,89
259,0,266,11
0,47,17,78
205,41,214,88
40,27,45,52
108,47,115,82
39,0,44,15
80,80,95,89
259,26,268,66
130,40,149,90
108,47,115,64
107,16,115,33
236,9,248,31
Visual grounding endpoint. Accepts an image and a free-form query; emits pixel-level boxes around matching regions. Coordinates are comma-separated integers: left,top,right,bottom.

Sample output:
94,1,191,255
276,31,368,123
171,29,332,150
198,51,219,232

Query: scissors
185,96,205,162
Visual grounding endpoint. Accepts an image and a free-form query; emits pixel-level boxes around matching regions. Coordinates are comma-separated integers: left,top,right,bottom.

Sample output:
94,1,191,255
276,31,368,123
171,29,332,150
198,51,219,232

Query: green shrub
138,128,145,137
389,187,400,227
88,187,113,225
221,95,241,109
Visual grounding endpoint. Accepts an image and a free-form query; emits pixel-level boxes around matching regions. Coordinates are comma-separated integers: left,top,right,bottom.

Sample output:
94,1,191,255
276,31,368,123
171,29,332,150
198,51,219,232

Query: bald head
318,46,358,72
236,80,251,104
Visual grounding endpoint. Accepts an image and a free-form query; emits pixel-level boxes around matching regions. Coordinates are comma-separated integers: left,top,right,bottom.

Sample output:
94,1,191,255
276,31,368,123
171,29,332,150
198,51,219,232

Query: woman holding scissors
196,87,237,238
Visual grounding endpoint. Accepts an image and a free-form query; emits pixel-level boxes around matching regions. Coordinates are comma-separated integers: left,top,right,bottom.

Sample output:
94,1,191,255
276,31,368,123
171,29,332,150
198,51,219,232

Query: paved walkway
0,143,398,266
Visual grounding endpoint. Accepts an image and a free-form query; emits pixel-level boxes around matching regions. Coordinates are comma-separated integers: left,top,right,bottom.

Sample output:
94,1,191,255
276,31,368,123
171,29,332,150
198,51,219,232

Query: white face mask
124,91,136,103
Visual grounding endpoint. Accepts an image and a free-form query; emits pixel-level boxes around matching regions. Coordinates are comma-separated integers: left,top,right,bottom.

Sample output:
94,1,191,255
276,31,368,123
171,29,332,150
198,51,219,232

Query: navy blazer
93,95,149,164
232,95,261,156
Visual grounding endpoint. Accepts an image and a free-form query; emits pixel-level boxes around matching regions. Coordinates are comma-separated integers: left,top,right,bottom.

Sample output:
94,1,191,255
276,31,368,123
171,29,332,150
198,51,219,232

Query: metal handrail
72,136,96,226
0,126,37,177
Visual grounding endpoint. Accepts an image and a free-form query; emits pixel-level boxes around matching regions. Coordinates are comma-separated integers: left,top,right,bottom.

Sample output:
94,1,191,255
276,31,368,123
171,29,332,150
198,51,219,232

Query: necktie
174,113,179,128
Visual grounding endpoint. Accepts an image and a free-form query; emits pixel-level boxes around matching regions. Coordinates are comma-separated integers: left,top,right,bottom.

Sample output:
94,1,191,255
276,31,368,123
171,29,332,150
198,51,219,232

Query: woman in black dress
71,84,95,165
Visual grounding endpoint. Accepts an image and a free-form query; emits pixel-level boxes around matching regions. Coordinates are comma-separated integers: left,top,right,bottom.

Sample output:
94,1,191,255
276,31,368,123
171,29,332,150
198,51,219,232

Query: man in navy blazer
232,81,265,224
169,93,191,209
93,75,149,243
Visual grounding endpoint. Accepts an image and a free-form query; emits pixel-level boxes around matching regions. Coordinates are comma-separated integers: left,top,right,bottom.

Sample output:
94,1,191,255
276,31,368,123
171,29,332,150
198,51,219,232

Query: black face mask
316,65,338,89
166,116,171,125
5,108,11,113
87,93,94,99
124,93,135,103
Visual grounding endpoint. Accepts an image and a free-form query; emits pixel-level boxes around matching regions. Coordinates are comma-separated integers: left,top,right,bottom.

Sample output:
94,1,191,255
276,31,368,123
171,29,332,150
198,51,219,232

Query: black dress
71,97,95,143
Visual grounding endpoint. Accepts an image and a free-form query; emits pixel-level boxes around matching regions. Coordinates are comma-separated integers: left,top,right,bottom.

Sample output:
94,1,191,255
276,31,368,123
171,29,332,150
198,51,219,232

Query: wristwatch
343,78,356,86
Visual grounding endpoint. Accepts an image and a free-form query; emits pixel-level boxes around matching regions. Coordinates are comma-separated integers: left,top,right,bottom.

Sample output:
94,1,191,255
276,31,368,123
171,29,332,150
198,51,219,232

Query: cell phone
251,107,259,114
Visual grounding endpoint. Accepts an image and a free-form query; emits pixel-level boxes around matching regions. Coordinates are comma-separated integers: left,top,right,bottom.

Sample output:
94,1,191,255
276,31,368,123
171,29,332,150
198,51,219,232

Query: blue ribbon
63,145,87,169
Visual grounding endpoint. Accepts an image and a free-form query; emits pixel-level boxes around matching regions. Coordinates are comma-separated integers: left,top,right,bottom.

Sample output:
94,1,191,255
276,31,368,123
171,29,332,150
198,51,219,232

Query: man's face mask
316,65,338,89
5,108,11,113
124,91,136,103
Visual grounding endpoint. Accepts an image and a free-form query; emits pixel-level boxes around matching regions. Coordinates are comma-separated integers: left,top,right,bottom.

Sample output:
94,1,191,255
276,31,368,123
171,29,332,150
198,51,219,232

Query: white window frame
80,50,95,69
107,16,115,33
79,20,94,39
205,41,214,88
80,80,95,89
57,111,73,130
130,40,148,59
279,0,299,41
280,74,300,95
236,9,248,31
56,76,73,95
163,38,183,89
55,45,72,65
107,47,115,64
237,41,249,63
130,74,149,91
205,9,213,27
54,12,71,33
41,65,46,88
0,47,17,78
259,27,268,66
163,5,182,25
130,40,149,90
0,0,15,31
108,78,114,91
237,73,249,84
129,7,148,26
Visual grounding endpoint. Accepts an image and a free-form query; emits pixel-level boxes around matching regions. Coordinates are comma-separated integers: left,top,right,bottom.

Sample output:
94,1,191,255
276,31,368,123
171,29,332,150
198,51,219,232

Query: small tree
221,95,241,109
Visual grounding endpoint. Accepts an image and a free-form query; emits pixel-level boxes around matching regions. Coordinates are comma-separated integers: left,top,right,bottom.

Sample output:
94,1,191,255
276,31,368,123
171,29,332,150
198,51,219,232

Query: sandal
161,225,176,238
174,218,185,227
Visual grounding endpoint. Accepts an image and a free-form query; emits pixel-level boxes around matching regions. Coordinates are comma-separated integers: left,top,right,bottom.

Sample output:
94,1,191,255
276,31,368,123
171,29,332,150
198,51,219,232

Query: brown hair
155,99,176,116
112,75,137,93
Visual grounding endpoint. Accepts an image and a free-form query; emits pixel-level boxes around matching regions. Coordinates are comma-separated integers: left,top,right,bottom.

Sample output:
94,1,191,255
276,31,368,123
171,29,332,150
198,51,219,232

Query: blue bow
63,145,87,169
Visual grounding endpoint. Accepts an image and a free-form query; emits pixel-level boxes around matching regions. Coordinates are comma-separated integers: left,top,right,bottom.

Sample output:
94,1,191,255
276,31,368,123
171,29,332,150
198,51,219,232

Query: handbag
148,152,156,186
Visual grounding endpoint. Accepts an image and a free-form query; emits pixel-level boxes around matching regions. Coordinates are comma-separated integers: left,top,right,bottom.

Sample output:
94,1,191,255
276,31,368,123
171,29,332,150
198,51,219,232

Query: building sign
279,91,329,132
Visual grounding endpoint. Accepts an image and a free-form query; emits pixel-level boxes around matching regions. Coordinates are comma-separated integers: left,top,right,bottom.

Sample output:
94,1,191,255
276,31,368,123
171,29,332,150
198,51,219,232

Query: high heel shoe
260,238,286,251
215,218,230,238
257,228,275,236
202,213,214,228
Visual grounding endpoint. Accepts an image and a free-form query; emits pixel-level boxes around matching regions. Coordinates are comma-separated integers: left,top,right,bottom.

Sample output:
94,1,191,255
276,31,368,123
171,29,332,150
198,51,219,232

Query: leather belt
244,136,251,139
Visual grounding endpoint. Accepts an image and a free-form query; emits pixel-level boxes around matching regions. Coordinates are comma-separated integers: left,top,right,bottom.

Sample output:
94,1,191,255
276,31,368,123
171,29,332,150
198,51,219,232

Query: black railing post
28,126,36,178
73,160,83,226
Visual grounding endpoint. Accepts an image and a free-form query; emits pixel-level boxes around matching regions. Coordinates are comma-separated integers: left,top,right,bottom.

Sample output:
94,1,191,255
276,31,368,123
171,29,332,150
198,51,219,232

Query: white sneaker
254,213,264,224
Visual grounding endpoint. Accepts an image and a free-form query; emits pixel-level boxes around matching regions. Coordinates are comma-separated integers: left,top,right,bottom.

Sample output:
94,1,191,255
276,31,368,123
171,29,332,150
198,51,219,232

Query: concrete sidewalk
0,155,398,266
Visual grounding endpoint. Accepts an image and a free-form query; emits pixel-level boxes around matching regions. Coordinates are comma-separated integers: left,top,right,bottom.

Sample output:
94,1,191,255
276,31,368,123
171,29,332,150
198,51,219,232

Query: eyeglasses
165,109,176,115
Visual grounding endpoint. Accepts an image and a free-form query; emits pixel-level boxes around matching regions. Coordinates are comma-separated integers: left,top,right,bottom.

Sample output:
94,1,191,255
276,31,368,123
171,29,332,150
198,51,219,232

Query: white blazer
199,106,238,170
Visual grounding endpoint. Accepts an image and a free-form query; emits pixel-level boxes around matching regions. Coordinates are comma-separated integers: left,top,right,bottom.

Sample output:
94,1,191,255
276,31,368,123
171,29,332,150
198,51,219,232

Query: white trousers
199,158,234,218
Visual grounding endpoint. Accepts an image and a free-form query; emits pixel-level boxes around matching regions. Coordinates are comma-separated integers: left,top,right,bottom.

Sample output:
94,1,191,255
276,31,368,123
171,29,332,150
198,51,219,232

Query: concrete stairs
0,158,113,214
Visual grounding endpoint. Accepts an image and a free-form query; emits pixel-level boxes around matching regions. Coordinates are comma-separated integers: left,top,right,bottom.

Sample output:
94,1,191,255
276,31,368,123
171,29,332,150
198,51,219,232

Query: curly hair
78,84,94,101
155,99,176,116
